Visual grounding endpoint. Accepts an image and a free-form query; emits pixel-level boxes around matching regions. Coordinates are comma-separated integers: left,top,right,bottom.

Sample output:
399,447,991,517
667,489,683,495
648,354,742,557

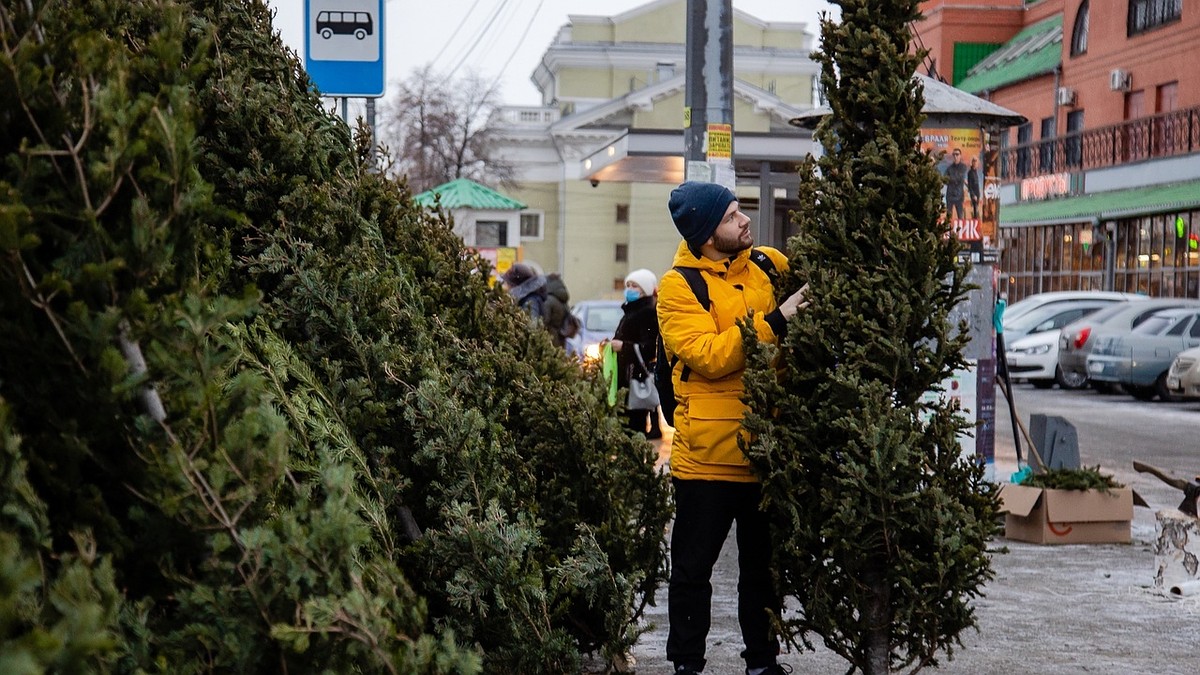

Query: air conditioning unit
1055,86,1076,106
1110,69,1132,92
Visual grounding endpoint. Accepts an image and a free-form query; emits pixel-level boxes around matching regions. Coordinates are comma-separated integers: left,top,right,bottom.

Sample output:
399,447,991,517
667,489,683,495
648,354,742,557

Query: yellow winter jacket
658,241,790,482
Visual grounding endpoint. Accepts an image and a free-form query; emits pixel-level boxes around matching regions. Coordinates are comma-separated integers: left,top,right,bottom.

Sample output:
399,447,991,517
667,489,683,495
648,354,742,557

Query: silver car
1058,298,1200,391
566,299,624,362
1086,307,1200,401
1002,299,1117,345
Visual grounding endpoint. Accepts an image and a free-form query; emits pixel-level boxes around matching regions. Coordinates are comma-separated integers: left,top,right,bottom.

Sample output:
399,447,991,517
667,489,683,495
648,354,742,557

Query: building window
475,221,507,247
1016,122,1032,177
615,204,630,223
1071,1,1089,55
999,130,1011,179
1039,117,1056,173
1065,110,1085,168
1156,82,1179,155
1128,0,1181,36
519,212,543,240
615,243,629,263
1123,90,1147,161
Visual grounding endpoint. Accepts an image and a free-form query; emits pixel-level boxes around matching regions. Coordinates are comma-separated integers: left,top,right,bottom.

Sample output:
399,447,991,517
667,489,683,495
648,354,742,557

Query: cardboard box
998,483,1133,545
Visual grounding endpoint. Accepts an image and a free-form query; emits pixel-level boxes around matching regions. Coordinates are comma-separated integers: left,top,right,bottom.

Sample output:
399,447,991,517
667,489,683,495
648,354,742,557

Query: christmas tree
741,1,1000,672
0,0,669,671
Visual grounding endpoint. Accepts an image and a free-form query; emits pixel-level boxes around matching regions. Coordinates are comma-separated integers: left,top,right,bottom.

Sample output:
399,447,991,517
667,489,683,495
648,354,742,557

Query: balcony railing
998,105,1200,182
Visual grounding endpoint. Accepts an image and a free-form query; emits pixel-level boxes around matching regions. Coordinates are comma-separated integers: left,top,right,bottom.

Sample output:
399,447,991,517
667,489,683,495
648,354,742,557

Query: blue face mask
624,288,642,303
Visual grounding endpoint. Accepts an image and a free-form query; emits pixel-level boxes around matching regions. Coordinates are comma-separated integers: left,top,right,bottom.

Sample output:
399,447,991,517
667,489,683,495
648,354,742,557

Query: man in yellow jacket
660,181,808,675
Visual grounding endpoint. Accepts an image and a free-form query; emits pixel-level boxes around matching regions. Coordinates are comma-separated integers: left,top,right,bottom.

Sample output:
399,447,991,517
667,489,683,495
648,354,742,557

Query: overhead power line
488,0,545,96
446,0,515,79
428,0,486,69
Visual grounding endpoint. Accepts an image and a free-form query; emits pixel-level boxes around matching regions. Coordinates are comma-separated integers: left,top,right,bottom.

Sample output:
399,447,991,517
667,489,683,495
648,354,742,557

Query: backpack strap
675,266,709,310
748,247,779,286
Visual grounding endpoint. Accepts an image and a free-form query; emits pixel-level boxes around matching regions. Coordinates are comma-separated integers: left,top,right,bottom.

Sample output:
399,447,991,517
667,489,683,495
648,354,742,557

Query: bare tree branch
379,65,514,191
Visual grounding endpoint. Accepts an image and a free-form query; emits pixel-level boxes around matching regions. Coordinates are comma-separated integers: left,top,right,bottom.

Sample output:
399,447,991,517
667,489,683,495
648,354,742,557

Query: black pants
626,408,661,439
667,479,779,671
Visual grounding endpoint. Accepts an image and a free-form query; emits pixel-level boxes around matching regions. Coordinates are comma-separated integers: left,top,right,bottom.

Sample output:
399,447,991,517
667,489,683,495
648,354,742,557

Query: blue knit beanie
668,181,736,250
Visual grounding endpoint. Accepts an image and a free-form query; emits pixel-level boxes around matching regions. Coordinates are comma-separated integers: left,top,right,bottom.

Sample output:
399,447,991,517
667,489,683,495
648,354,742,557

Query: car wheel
355,29,366,39
321,28,332,39
1155,372,1179,403
1055,366,1088,390
1126,384,1156,401
1031,379,1054,389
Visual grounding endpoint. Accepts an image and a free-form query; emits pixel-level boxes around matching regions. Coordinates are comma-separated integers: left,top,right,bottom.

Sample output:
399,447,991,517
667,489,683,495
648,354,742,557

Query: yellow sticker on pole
706,123,732,161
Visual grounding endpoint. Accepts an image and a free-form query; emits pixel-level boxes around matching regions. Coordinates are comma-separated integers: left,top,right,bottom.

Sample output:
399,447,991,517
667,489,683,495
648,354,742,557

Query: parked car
1166,346,1200,399
1002,290,1143,327
1086,307,1200,401
1001,299,1117,344
1058,298,1200,391
566,299,623,362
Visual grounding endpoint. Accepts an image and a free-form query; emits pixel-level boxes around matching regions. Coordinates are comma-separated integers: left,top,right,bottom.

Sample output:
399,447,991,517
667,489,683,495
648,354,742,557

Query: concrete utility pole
684,0,735,187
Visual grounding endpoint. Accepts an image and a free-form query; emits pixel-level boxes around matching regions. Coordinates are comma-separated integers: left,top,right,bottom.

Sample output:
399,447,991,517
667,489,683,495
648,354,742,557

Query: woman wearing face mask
609,268,662,439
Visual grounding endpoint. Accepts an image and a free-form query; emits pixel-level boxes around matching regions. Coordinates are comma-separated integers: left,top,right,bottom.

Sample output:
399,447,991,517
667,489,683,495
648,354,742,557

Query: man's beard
712,228,752,255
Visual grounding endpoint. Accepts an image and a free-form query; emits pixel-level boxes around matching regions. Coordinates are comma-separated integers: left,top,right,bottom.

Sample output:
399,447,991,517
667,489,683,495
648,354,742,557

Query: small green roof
1001,179,1200,226
413,178,526,211
957,15,1062,95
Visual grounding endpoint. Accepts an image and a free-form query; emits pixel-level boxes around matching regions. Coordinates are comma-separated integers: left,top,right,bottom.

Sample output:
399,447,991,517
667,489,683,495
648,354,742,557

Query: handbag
626,343,660,411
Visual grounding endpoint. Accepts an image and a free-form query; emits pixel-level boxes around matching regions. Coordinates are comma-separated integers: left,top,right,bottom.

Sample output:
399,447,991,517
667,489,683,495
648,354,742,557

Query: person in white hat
610,268,661,438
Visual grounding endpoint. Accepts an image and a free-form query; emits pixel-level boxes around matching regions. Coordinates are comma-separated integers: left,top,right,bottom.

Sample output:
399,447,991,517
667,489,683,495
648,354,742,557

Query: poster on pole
304,0,385,97
921,129,997,249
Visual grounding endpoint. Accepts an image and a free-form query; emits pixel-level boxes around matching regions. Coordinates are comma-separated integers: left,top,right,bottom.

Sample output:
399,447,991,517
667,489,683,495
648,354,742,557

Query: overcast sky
267,0,837,106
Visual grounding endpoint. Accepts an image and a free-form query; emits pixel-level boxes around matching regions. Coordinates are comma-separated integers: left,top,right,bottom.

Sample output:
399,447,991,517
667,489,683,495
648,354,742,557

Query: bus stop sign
304,0,385,97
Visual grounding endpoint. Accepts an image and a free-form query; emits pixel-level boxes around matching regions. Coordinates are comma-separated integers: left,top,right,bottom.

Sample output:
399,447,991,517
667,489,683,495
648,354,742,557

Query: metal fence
999,105,1200,182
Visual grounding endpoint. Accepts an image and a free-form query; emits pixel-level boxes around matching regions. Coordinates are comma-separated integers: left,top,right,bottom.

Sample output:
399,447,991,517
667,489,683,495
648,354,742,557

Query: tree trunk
864,568,891,674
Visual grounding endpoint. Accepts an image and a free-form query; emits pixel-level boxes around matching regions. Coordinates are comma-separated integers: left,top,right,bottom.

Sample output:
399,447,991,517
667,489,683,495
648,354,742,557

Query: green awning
957,15,1061,94
413,178,526,210
1001,179,1200,226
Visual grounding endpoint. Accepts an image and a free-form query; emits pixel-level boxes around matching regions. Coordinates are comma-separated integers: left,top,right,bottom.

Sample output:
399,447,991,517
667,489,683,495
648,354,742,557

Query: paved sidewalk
627,414,1200,674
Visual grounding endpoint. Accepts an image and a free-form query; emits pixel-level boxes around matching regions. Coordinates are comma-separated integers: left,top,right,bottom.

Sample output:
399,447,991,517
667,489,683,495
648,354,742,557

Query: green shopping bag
601,342,619,407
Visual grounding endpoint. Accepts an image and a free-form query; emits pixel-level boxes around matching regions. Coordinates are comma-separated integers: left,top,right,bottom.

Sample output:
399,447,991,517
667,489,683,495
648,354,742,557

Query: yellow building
492,0,819,301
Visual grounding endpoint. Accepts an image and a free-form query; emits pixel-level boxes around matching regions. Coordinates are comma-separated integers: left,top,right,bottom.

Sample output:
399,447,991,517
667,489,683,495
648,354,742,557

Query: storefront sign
1020,173,1073,201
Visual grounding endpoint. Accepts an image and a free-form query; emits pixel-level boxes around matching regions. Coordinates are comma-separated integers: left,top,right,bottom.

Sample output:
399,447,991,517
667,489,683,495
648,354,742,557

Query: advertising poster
474,247,519,282
921,128,998,249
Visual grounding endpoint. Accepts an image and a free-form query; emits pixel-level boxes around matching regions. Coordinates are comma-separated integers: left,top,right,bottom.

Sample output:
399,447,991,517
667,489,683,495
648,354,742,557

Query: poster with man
921,129,998,249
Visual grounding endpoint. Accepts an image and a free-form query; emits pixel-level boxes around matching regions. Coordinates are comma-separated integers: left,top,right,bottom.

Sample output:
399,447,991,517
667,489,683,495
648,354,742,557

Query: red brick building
914,1,1200,300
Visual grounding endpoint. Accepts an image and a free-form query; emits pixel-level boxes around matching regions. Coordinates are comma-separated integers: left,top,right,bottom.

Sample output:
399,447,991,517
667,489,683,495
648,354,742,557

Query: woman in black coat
610,268,661,439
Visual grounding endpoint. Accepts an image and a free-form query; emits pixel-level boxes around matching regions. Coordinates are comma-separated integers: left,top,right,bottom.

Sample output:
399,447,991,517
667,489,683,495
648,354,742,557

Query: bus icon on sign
316,11,374,40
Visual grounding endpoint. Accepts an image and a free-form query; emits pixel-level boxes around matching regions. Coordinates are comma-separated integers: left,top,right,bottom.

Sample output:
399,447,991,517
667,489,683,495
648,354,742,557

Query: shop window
1071,1,1089,55
1128,0,1182,36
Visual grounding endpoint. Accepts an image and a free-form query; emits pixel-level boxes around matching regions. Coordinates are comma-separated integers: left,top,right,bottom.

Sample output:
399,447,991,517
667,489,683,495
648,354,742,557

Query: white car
1002,290,1143,325
1005,329,1064,389
1166,345,1200,399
